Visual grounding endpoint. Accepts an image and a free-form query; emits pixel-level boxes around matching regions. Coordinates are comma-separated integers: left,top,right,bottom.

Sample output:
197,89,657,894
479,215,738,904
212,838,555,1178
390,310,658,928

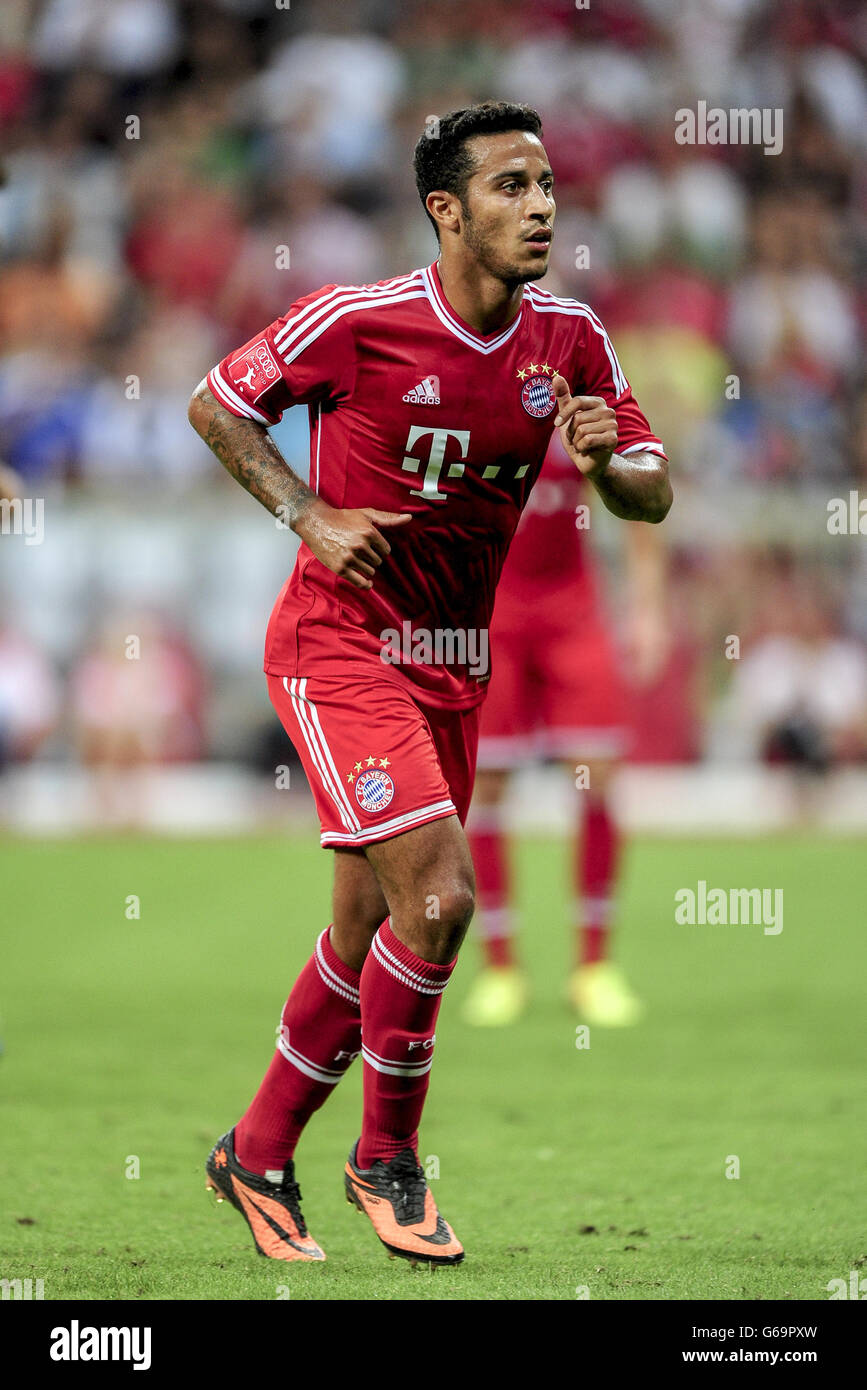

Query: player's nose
527,189,553,219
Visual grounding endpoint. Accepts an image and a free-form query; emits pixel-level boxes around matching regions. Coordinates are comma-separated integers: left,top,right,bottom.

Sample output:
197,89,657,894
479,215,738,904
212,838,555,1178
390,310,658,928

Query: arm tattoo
190,382,317,529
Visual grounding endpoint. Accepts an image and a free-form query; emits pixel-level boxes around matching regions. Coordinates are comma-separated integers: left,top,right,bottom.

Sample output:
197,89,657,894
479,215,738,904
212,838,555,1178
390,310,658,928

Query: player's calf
331,846,390,970
365,813,476,963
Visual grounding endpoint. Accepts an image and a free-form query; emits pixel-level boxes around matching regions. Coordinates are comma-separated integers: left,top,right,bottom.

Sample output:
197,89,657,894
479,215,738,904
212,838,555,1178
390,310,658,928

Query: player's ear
425,190,461,237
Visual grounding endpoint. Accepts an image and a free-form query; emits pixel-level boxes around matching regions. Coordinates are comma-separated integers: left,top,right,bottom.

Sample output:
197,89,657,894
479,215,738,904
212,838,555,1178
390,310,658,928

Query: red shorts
269,673,480,848
478,591,629,767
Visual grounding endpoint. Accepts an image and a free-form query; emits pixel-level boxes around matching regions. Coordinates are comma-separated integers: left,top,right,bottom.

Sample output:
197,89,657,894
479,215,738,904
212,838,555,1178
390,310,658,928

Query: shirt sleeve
568,309,667,459
206,283,358,426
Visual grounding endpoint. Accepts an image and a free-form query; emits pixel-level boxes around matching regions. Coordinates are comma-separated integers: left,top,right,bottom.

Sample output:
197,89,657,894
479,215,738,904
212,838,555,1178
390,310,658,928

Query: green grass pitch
1,833,864,1301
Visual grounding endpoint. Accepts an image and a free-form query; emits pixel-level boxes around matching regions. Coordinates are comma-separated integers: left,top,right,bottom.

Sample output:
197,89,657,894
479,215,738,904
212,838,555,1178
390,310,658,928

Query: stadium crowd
1,0,865,776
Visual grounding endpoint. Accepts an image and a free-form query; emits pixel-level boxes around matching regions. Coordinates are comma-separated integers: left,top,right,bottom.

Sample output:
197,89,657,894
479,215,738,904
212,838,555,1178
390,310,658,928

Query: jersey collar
422,260,524,354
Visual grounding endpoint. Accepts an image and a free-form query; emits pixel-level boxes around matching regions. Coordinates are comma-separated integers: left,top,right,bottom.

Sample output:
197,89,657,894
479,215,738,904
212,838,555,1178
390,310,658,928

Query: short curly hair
413,101,544,240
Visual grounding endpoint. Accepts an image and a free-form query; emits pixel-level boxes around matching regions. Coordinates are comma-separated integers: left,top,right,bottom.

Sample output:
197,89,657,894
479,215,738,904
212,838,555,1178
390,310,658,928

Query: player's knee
423,872,475,958
436,875,475,932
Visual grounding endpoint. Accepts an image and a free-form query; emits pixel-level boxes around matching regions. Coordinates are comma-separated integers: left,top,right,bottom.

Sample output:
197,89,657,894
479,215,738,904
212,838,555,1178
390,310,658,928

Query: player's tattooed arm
188,381,411,589
188,380,315,523
551,375,672,523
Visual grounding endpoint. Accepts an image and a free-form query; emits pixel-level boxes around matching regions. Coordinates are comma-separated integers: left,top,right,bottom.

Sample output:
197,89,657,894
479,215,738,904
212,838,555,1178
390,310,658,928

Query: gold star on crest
347,772,355,783
516,367,527,381
541,362,553,375
529,362,540,375
379,757,390,769
365,755,376,767
353,761,362,772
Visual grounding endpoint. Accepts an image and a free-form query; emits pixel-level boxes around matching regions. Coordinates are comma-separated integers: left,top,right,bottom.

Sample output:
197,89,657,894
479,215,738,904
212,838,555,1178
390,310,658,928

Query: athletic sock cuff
477,905,514,939
373,919,456,996
315,926,361,1006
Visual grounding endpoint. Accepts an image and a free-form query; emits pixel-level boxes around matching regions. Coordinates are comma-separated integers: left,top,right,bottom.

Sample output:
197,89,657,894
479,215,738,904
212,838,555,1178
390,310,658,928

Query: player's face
459,131,555,283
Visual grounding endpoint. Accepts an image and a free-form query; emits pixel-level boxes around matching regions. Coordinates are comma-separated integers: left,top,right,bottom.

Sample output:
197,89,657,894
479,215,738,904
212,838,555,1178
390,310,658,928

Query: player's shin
576,793,619,965
356,918,456,1168
233,926,361,1176
467,804,515,967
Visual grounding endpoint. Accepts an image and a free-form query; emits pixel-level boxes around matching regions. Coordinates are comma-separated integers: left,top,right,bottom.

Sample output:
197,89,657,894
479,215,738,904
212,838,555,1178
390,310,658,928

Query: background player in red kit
188,102,671,1267
463,431,669,1029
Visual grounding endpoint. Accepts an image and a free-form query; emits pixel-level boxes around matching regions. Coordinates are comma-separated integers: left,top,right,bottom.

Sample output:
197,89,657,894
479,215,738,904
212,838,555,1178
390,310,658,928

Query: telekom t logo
402,426,470,500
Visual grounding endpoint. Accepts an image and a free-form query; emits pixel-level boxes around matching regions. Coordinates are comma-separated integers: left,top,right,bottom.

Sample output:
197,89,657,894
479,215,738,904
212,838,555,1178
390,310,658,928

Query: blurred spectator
728,192,859,384
236,10,405,183
731,569,867,767
69,610,206,768
77,304,218,482
0,458,25,500
217,176,382,342
31,0,181,78
0,626,60,767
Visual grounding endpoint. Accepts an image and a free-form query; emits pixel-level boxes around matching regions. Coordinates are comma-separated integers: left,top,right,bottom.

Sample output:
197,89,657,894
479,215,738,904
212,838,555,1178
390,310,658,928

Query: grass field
2,833,865,1302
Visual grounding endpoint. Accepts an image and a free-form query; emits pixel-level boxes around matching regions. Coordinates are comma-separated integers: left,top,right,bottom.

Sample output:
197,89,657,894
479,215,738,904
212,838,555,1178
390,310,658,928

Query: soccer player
462,430,669,1029
188,101,671,1267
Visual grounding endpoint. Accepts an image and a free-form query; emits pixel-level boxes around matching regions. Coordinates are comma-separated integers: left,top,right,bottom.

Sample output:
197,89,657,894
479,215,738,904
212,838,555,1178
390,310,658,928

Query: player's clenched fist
294,499,412,590
552,375,618,479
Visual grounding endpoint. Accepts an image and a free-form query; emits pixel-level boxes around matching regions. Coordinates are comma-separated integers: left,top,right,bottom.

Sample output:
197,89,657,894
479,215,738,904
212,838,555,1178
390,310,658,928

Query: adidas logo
403,374,441,406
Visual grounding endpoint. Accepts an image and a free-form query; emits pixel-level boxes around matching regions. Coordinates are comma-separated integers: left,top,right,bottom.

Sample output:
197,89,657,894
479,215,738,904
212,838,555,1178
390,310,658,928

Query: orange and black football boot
344,1142,464,1267
206,1129,325,1262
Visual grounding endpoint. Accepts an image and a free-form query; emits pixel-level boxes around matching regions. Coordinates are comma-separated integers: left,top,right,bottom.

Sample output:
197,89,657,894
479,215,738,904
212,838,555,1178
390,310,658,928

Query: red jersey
207,261,665,709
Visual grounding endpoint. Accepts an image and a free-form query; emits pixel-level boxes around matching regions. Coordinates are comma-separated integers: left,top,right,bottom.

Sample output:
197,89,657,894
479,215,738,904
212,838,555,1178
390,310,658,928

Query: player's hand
293,498,412,590
552,376,618,479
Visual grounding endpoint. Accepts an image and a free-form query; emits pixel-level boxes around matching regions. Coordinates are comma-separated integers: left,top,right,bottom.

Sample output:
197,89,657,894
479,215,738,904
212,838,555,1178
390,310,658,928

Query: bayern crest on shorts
521,373,556,418
354,766,396,813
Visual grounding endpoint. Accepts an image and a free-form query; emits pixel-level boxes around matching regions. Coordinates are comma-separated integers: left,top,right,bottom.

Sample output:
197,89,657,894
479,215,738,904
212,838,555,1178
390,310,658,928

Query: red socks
467,805,515,967
233,919,458,1175
230,798,620,1179
356,919,456,1169
469,795,621,968
576,796,619,966
234,926,361,1177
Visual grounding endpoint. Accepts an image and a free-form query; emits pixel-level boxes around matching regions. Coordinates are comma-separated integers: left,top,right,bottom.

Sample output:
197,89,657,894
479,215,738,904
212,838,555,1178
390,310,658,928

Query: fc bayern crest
355,767,395,814
521,374,556,418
